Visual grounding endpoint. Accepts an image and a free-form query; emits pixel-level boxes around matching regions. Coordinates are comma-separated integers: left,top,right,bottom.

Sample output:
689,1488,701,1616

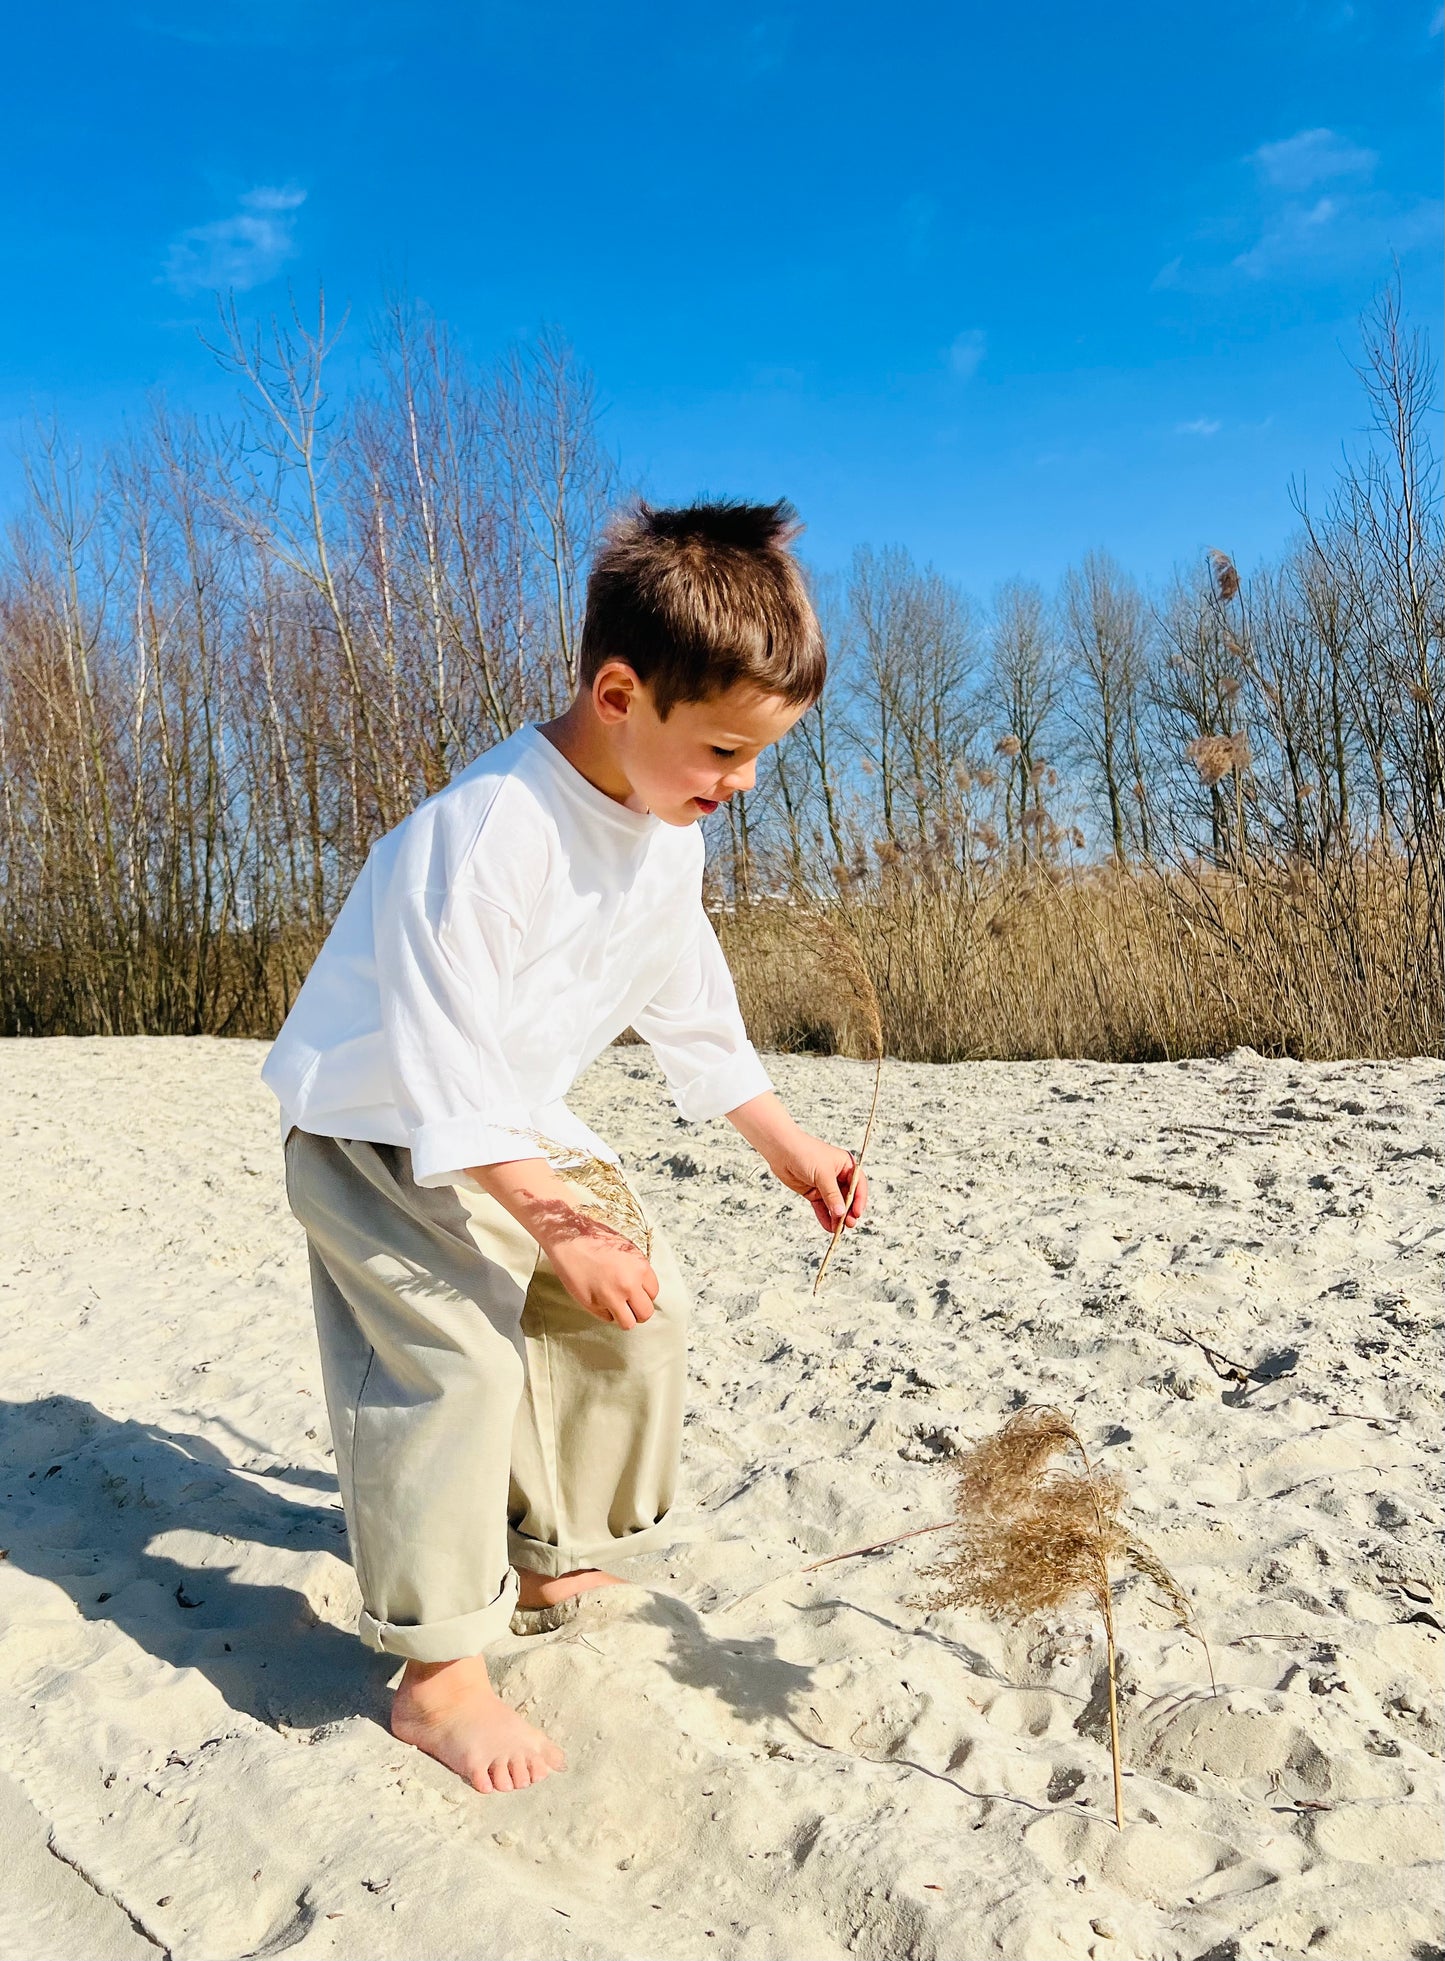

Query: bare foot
391,1654,566,1794
515,1567,622,1611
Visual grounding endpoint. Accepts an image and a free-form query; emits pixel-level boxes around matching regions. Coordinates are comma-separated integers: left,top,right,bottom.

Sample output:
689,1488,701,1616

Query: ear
592,660,640,726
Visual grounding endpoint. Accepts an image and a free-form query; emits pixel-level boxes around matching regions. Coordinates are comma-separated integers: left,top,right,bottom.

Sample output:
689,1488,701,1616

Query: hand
542,1214,661,1330
770,1133,869,1233
726,1094,870,1234
467,1156,659,1329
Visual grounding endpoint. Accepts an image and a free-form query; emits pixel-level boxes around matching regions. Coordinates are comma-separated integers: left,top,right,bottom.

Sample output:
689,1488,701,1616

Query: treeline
0,287,1439,1059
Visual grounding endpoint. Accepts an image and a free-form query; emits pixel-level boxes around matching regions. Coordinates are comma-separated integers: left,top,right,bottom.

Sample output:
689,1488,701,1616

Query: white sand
1,1038,1441,1961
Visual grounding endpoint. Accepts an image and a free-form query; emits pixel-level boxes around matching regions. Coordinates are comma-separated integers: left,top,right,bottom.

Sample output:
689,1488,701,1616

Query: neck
537,698,644,810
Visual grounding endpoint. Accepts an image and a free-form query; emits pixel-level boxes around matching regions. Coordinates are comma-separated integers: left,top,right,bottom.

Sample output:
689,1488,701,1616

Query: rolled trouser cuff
357,1569,520,1661
507,1511,683,1579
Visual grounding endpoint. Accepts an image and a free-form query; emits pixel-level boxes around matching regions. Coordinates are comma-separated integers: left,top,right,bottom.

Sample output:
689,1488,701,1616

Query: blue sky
1,0,1439,590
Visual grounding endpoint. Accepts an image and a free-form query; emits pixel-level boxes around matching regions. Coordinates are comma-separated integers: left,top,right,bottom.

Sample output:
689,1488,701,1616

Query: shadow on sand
0,1393,389,1731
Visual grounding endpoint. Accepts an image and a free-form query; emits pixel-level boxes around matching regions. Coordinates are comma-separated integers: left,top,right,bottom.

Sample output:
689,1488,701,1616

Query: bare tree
987,579,1062,863
1059,552,1149,864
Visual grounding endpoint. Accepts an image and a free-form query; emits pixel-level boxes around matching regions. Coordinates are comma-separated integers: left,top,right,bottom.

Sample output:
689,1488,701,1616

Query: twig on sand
716,1520,952,1614
802,1520,954,1572
1172,1326,1296,1389
1162,1123,1276,1143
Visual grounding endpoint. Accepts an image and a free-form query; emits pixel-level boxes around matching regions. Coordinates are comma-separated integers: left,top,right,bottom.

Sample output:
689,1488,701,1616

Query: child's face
599,668,808,827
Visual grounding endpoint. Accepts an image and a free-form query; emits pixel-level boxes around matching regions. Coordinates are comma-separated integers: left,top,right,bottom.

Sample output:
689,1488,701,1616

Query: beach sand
1,1037,1441,1961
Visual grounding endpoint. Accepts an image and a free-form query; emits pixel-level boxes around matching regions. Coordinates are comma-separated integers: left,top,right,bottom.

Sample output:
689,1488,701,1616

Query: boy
263,500,868,1796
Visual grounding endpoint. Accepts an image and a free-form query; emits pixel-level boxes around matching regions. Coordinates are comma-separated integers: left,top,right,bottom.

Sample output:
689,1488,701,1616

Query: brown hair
579,499,826,716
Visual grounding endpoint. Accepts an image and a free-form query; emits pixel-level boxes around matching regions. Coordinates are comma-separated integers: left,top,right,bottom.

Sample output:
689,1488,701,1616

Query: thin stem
813,1049,882,1294
1069,1418,1125,1831
801,1519,953,1571
1101,1587,1124,1831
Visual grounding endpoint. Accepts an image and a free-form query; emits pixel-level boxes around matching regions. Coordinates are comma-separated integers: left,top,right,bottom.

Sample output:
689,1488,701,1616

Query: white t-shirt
260,725,771,1187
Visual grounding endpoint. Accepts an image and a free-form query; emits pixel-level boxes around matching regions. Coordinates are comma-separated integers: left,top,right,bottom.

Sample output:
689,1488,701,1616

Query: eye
711,746,737,760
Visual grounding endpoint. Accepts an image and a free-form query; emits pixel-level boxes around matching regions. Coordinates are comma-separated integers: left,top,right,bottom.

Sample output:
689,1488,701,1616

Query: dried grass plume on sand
921,1404,1210,1831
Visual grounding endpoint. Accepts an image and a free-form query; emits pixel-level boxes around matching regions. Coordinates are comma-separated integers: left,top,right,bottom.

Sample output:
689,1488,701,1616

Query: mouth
692,797,720,815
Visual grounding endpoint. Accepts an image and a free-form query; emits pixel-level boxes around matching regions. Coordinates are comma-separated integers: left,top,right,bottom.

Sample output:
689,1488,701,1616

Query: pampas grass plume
922,1405,1205,1831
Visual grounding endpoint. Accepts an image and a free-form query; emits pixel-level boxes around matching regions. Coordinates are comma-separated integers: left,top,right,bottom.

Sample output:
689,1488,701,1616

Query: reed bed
717,849,1439,1065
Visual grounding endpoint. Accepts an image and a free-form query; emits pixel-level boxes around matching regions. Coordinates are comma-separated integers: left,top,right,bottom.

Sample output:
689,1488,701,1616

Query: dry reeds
922,1406,1204,1830
718,848,1439,1064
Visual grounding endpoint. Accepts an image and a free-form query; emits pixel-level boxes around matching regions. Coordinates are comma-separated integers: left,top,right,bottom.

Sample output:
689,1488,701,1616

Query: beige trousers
283,1127,688,1662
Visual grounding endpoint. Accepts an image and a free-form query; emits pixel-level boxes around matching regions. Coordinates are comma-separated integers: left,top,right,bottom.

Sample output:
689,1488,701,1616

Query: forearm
727,1089,868,1229
725,1089,804,1167
466,1155,583,1250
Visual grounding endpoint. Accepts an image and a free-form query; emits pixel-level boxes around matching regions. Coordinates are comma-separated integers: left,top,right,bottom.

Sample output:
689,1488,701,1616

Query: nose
721,759,757,795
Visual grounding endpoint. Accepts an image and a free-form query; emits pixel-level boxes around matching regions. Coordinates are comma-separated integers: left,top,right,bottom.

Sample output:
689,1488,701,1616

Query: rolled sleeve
667,1047,774,1122
633,908,773,1122
408,1115,541,1187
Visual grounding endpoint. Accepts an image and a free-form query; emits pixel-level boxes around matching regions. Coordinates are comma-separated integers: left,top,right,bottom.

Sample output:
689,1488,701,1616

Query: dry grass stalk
803,911,883,1295
801,1519,953,1570
717,898,883,1289
921,1405,1205,1831
526,1131,653,1256
1208,548,1241,602
1186,731,1250,788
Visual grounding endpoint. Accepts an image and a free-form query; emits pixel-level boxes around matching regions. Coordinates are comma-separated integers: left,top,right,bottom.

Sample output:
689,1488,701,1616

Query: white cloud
948,328,987,380
240,185,307,213
1232,189,1439,278
1157,120,1432,291
1176,417,1222,437
1248,128,1376,192
1224,126,1436,280
162,185,305,295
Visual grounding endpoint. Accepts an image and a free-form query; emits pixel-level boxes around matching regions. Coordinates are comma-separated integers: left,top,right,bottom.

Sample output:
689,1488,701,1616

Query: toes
508,1755,533,1790
489,1761,515,1793
470,1767,495,1794
543,1741,567,1770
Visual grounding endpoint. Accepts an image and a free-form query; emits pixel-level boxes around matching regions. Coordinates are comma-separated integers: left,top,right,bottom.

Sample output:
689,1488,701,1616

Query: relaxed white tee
260,725,772,1187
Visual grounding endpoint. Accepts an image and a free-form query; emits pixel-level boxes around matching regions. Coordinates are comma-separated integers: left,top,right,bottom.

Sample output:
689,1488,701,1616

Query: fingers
806,1160,867,1233
590,1267,660,1328
629,1260,660,1323
815,1162,847,1220
615,1284,659,1326
562,1244,660,1328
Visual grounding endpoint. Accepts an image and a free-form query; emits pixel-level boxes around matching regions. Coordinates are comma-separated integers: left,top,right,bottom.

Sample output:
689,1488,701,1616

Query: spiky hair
579,498,826,715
